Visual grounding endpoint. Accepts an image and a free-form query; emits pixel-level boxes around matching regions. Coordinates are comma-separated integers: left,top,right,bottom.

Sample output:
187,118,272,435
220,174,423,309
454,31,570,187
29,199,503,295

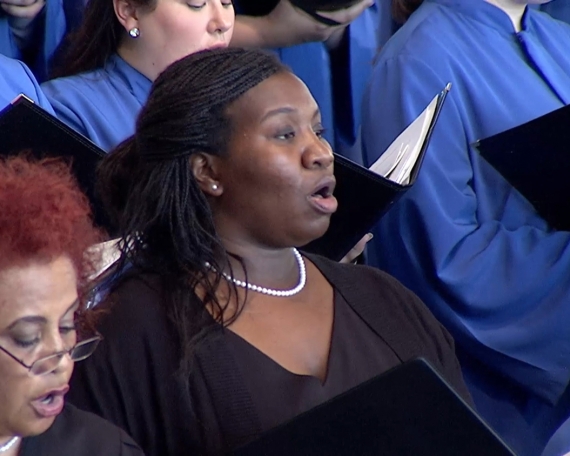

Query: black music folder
302,84,450,261
475,104,570,231
0,95,108,228
232,358,516,456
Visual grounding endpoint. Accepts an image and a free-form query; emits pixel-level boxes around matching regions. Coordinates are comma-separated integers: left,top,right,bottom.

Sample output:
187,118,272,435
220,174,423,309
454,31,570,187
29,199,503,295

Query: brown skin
0,256,77,454
191,71,338,382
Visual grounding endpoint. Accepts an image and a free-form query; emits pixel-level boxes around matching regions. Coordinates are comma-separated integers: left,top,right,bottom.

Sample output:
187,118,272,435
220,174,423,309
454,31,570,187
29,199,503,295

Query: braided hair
392,0,424,23
97,47,287,373
53,0,156,78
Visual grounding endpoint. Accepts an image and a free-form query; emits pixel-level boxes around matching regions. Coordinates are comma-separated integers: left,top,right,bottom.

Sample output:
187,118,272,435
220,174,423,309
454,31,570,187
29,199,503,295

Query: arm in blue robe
364,55,570,401
0,54,53,113
41,55,151,151
362,46,570,454
362,13,570,409
363,0,570,403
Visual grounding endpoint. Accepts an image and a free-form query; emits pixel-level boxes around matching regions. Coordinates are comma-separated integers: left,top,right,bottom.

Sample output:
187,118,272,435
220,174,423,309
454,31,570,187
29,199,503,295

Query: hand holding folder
302,84,451,261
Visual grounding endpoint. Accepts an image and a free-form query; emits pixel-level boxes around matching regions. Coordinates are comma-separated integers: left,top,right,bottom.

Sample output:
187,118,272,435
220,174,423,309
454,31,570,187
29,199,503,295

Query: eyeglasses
0,335,102,376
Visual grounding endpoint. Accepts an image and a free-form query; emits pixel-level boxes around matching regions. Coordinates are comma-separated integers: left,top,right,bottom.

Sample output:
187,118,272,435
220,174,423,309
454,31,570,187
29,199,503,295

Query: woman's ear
113,0,139,32
190,153,223,197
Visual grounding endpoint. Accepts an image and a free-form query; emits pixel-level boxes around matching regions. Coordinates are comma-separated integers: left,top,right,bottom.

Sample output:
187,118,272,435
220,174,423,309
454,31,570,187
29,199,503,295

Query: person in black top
69,47,471,456
0,156,144,456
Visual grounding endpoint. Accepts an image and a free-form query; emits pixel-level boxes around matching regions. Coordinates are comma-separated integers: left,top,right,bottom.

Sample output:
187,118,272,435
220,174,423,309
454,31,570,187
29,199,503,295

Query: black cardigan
68,254,471,456
19,404,144,455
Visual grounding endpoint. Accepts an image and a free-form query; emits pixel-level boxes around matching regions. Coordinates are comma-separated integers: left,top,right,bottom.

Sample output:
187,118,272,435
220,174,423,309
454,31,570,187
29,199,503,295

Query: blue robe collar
425,0,534,35
105,53,152,105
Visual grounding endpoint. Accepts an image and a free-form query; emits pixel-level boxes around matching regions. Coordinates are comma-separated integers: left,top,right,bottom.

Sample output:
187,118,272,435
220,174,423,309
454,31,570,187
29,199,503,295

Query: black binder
232,358,515,456
236,0,360,17
475,104,570,231
289,0,363,12
0,95,108,228
302,86,450,261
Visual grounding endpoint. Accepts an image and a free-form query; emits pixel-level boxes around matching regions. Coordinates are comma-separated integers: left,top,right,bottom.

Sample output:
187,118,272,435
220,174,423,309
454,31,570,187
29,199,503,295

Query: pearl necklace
206,248,306,297
0,436,19,453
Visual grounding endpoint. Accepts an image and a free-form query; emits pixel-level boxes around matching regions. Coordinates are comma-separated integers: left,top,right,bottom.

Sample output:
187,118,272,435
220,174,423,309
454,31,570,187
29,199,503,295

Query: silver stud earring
129,27,140,38
212,184,218,191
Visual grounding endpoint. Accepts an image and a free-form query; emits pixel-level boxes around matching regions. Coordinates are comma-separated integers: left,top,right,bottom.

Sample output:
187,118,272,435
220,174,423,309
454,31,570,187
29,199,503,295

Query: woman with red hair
0,156,144,455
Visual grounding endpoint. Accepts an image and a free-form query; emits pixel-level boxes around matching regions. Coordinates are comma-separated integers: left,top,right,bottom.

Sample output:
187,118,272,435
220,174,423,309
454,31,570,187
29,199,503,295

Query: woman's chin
295,222,332,249
19,414,58,438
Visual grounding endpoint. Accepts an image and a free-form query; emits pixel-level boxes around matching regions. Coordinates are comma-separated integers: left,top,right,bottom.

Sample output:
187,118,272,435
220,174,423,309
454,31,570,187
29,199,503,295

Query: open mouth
30,386,69,418
311,183,334,199
308,179,338,214
38,392,58,405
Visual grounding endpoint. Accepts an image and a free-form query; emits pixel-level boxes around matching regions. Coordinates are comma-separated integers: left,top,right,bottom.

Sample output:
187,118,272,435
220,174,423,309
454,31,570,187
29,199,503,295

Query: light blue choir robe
272,2,394,163
0,0,83,82
0,54,53,113
541,0,570,24
41,54,152,152
361,1,570,455
42,3,392,155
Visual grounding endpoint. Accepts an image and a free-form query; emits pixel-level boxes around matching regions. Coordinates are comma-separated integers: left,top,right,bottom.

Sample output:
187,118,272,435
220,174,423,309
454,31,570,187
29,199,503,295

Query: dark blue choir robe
0,0,84,82
0,53,53,113
361,1,570,455
41,54,152,152
541,0,570,24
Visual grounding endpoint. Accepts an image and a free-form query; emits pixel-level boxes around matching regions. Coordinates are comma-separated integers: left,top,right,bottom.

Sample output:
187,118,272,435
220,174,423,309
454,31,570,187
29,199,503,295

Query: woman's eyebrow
8,315,47,330
7,298,79,329
261,106,296,122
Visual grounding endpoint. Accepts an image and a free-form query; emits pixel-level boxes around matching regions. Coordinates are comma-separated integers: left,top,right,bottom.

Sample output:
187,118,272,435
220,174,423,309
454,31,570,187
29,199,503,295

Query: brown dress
226,290,401,433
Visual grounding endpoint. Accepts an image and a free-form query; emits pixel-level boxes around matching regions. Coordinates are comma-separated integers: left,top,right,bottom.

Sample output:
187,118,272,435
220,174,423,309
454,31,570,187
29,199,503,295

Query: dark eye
314,126,326,138
275,131,295,141
221,0,233,7
59,326,76,336
14,338,39,349
187,2,206,10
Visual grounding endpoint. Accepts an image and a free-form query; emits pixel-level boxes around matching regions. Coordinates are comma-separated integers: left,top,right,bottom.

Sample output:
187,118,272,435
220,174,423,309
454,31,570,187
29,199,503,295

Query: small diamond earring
129,27,140,38
212,184,218,191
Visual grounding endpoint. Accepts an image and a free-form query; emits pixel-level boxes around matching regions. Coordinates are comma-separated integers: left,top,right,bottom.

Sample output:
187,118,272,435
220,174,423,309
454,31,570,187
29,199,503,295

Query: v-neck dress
226,289,401,432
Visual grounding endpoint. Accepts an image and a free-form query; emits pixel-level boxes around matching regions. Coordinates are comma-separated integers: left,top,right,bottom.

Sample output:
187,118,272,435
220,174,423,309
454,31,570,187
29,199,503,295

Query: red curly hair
0,155,104,296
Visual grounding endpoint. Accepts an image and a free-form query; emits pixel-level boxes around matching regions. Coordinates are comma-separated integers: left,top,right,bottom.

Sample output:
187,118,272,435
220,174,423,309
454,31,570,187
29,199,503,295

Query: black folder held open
475,104,570,231
232,358,515,456
303,84,451,261
0,95,108,228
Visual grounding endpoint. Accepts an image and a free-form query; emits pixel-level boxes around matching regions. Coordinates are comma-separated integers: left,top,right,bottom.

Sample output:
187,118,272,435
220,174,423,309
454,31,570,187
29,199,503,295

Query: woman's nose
209,2,234,35
302,135,334,169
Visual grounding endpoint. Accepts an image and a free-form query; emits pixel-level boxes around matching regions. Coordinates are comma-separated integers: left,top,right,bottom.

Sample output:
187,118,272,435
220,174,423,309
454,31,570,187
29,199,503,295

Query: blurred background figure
0,52,52,111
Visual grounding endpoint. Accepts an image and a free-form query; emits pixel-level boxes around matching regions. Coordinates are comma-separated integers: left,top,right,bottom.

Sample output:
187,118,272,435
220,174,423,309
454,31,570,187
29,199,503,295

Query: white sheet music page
370,91,441,185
